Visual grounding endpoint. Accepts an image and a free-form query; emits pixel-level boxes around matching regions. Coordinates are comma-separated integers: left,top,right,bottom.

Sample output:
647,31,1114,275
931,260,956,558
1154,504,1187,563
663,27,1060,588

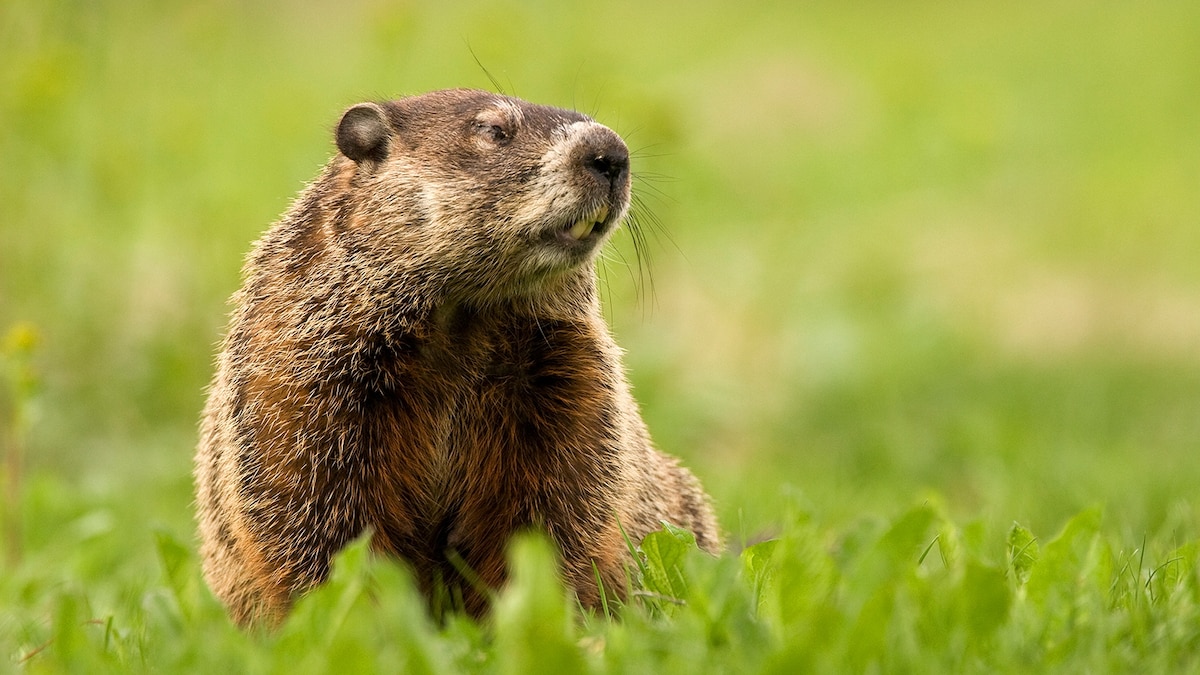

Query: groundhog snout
577,127,630,193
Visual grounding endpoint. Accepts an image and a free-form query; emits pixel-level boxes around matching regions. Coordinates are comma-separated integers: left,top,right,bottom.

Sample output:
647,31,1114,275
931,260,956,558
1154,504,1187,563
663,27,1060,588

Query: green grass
4,0,1200,671
8,494,1200,672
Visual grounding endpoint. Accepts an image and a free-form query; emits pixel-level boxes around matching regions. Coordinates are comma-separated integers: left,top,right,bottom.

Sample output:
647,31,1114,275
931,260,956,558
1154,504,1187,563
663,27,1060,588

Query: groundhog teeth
568,218,596,240
566,206,610,241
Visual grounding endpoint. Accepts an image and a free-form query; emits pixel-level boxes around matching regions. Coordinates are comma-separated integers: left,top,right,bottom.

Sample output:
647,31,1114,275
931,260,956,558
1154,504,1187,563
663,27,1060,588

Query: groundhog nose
588,153,628,186
583,135,629,188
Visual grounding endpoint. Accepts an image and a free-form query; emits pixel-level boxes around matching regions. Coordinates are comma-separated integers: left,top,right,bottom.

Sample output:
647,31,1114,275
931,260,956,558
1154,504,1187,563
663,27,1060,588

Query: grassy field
3,0,1200,670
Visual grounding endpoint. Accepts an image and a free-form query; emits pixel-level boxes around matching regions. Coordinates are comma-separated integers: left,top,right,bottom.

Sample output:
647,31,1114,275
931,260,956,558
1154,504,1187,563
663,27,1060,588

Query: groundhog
194,88,720,628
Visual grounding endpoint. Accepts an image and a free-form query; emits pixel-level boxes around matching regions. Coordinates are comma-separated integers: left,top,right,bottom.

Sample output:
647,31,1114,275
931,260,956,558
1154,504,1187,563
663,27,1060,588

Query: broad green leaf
1007,522,1039,586
324,533,374,638
1026,507,1103,606
280,533,374,651
492,533,586,675
837,504,937,669
845,504,937,595
878,505,937,564
154,528,196,621
845,586,893,671
741,538,779,604
638,522,694,609
742,523,836,633
959,561,1011,637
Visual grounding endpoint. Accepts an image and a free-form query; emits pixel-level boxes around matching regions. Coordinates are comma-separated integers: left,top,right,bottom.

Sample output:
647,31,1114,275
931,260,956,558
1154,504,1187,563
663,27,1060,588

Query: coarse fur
194,88,720,628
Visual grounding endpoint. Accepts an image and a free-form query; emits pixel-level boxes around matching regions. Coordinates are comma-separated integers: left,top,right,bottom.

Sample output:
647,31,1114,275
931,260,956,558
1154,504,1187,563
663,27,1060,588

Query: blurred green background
2,0,1199,554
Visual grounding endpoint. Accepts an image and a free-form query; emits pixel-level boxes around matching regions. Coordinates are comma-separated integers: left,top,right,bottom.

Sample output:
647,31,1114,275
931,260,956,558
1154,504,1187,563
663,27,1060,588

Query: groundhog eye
475,121,510,143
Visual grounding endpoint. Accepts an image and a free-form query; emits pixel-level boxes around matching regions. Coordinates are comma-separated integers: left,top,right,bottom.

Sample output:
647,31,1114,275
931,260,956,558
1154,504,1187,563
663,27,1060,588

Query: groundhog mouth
558,204,611,245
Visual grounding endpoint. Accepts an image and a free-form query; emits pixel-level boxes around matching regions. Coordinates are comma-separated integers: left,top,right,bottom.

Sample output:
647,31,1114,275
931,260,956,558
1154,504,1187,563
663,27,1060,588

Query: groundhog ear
336,103,391,164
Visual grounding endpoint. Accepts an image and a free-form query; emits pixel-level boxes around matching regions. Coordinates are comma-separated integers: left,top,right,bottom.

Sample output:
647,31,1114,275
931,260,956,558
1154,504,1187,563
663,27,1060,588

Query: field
3,1,1200,671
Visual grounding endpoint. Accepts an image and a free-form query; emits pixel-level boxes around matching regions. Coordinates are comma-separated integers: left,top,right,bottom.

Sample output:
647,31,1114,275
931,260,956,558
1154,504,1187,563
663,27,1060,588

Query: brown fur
194,89,720,628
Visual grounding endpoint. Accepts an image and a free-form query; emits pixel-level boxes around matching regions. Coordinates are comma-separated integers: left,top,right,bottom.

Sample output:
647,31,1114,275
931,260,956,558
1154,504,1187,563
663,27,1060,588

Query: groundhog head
331,89,631,304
